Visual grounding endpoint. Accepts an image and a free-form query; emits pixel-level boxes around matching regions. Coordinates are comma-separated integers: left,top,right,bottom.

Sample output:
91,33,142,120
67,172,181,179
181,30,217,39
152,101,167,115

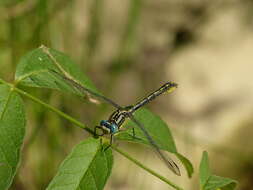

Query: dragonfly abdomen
130,82,178,113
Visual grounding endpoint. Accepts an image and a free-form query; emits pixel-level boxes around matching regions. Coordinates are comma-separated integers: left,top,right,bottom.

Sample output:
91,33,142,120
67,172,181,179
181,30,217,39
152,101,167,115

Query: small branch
112,145,184,190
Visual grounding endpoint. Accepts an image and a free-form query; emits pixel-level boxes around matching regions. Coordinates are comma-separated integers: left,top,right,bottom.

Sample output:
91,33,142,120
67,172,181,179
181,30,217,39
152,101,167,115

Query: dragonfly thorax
100,107,132,134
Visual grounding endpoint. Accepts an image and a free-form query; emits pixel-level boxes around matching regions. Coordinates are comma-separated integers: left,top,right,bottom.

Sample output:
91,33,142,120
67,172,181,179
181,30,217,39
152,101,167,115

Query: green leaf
204,175,237,190
175,153,194,178
47,138,113,190
116,108,193,177
15,45,98,97
117,108,177,153
0,163,12,190
199,151,237,190
200,151,211,188
0,84,26,190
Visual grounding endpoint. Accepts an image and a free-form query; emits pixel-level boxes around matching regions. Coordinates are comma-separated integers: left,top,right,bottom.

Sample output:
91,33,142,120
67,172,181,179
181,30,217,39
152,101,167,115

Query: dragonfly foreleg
110,134,113,145
132,128,135,138
115,126,136,139
102,135,113,151
94,126,105,137
123,126,136,138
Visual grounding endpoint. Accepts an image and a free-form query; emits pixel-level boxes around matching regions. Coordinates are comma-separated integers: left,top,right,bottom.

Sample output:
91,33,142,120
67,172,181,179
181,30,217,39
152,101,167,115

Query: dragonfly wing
128,114,181,176
49,69,122,109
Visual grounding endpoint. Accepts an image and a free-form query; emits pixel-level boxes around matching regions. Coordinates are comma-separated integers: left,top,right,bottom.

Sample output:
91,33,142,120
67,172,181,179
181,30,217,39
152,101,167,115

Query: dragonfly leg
99,137,103,145
110,134,114,144
123,126,136,139
94,126,104,137
116,126,136,139
132,128,135,138
103,134,113,151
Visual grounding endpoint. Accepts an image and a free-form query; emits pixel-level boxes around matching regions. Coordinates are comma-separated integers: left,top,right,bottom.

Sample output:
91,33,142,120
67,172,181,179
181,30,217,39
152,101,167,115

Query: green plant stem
16,88,96,134
0,78,184,189
0,79,95,135
111,145,184,190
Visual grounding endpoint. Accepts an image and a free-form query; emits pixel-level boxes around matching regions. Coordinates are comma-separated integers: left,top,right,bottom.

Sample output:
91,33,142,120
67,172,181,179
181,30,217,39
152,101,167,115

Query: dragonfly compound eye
109,123,119,134
100,120,110,128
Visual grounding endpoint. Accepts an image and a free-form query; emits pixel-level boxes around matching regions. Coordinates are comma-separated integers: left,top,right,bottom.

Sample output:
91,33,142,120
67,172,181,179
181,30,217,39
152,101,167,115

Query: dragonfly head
100,120,119,134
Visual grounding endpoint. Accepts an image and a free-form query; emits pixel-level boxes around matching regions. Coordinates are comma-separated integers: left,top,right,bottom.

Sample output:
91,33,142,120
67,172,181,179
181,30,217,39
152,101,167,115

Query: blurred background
1,0,253,189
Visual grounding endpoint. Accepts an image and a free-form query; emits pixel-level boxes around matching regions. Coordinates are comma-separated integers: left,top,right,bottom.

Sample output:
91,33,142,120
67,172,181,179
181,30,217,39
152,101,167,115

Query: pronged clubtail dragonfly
50,69,181,176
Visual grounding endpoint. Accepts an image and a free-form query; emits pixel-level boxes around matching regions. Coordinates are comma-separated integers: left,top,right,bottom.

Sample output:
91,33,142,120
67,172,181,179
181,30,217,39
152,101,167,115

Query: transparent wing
128,114,181,176
49,69,122,109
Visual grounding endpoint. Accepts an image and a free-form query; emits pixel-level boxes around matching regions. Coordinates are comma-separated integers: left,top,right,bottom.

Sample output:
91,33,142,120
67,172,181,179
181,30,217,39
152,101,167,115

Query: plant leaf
200,151,211,188
199,151,237,190
116,108,193,177
0,84,26,190
175,153,194,178
117,108,177,153
15,45,98,97
0,163,12,190
47,138,113,190
204,175,237,190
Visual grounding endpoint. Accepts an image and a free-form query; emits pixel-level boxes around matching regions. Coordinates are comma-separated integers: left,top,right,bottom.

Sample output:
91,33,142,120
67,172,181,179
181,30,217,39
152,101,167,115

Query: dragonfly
49,69,181,176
